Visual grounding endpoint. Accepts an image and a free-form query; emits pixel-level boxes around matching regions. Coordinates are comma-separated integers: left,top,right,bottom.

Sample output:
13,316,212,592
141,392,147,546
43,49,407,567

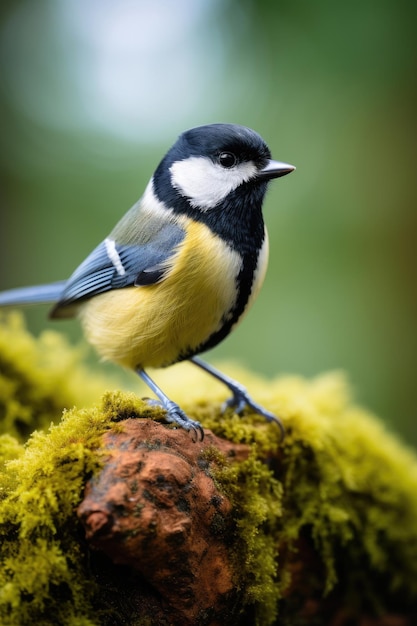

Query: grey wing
50,220,185,318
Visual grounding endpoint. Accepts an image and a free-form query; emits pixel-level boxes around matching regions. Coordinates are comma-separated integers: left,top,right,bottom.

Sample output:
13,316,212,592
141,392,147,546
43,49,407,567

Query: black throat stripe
190,241,263,357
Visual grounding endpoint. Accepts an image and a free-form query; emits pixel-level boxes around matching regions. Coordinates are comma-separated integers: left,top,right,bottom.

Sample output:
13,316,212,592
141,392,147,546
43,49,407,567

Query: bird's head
151,123,295,216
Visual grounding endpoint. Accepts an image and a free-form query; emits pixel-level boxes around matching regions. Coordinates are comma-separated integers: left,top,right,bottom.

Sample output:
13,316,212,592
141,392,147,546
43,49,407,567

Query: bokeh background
0,0,415,446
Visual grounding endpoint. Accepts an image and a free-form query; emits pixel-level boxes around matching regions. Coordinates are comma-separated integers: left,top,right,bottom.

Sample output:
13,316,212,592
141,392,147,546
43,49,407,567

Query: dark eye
218,152,237,168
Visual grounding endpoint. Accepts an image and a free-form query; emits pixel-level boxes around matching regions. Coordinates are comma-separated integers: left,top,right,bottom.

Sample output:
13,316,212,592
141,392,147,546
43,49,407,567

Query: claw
164,401,204,442
189,423,205,443
137,369,204,442
189,358,285,441
223,389,285,441
141,398,204,441
222,395,246,414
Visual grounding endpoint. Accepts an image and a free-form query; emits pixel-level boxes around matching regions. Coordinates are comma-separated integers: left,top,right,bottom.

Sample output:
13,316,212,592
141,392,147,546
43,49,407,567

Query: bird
0,123,295,440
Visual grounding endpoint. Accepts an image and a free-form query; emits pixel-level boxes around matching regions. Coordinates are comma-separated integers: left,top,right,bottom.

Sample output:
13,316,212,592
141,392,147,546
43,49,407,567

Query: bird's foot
143,398,204,442
222,383,285,440
164,400,204,442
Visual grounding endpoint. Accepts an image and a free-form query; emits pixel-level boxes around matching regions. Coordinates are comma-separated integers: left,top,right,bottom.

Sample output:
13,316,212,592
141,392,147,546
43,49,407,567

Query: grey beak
258,159,296,180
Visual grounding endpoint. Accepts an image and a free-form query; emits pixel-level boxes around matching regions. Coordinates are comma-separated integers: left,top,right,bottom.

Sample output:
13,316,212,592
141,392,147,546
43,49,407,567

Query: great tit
0,123,295,440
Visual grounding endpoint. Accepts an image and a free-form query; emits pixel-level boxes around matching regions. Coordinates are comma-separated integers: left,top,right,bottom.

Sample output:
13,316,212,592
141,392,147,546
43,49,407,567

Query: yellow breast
78,220,243,369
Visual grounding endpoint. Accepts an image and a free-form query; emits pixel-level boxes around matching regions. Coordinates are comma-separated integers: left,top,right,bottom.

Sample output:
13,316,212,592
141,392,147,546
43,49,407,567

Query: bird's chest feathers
164,220,243,329
80,220,266,369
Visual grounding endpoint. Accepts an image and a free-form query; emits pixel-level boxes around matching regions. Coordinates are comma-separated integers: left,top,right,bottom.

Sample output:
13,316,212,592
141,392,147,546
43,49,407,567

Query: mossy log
0,313,416,625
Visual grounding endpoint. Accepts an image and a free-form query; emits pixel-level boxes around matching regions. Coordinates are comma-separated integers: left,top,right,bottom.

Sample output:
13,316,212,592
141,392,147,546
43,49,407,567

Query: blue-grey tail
0,281,67,307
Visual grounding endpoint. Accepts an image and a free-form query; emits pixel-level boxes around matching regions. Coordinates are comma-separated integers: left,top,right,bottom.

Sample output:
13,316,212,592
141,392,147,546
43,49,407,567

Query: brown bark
78,419,250,625
77,418,417,625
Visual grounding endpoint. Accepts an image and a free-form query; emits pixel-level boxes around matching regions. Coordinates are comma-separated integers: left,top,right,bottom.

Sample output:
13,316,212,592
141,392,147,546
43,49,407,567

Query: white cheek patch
169,156,258,210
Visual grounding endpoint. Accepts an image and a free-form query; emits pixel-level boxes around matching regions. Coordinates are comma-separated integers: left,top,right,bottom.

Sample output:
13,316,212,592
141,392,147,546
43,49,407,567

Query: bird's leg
136,369,204,441
190,357,285,439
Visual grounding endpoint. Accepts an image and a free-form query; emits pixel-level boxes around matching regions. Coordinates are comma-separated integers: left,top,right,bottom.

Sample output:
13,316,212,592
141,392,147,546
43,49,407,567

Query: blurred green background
0,0,416,446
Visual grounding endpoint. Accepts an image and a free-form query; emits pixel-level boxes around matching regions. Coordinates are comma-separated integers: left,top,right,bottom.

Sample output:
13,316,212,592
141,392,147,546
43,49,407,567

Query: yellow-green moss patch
0,312,116,441
0,402,116,625
0,314,416,625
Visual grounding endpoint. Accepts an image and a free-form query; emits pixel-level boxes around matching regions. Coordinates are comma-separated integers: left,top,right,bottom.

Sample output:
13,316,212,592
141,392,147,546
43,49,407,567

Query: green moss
277,376,417,603
0,403,113,625
0,434,23,466
206,374,417,622
0,314,416,625
206,447,283,625
0,312,116,441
